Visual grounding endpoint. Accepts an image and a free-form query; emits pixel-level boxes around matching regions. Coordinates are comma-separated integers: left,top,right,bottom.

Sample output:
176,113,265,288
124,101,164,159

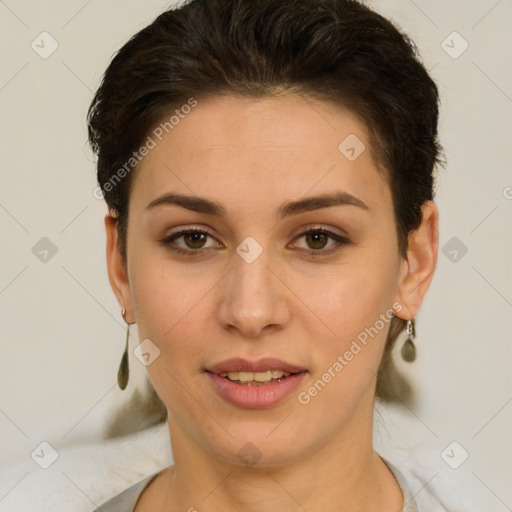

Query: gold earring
401,318,416,362
118,308,131,390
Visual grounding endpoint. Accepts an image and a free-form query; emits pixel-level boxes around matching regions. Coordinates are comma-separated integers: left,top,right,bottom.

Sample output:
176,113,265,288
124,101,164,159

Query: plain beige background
1,0,511,508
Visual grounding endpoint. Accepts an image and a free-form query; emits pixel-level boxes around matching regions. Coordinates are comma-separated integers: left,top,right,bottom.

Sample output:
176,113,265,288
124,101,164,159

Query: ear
105,214,135,323
394,201,439,320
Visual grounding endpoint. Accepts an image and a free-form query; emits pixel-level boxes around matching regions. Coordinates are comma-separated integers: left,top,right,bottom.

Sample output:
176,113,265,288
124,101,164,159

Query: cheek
128,240,200,334
128,265,209,411
128,252,221,382
312,255,398,340
295,268,398,420
131,265,206,347
299,245,400,393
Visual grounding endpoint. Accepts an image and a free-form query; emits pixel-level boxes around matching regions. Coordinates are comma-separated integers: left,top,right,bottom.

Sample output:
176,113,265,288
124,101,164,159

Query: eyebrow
145,191,369,221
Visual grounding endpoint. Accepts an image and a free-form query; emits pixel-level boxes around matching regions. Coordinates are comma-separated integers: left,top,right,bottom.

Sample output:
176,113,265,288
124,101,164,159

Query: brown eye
161,228,220,255
305,231,329,250
293,228,350,256
182,231,208,249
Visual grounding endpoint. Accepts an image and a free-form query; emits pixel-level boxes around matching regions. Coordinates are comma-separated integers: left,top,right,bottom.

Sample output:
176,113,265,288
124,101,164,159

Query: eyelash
160,226,350,257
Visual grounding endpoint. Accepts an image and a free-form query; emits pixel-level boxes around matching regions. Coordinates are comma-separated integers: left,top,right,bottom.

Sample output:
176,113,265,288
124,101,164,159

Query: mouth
205,357,308,409
206,357,307,381
218,369,294,386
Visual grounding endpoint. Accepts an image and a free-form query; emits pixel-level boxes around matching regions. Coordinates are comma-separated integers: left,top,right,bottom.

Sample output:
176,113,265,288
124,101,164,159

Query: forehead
130,94,391,214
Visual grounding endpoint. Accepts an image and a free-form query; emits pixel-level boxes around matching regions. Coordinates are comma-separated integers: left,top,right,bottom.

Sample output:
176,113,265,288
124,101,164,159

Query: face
110,94,416,467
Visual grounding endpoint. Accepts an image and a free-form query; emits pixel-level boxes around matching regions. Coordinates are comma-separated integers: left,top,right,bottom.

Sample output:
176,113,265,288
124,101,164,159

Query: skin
105,94,439,511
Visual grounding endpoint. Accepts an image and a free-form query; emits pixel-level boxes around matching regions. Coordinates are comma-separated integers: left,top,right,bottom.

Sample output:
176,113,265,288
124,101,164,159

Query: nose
217,245,290,339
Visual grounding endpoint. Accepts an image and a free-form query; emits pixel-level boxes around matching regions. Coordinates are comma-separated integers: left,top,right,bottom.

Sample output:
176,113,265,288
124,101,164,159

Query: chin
203,429,312,469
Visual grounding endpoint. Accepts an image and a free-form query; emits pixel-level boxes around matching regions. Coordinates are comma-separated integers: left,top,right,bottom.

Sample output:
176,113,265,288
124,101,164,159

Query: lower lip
207,371,307,409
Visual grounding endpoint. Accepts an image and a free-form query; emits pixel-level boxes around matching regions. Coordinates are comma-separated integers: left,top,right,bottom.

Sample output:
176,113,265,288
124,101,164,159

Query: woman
87,0,443,510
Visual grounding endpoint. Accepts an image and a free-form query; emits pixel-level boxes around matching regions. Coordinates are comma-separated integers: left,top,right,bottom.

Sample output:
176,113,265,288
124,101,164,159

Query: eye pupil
184,232,207,248
306,232,328,250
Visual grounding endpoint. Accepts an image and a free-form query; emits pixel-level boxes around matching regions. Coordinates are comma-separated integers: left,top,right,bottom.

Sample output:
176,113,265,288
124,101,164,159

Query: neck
159,400,403,512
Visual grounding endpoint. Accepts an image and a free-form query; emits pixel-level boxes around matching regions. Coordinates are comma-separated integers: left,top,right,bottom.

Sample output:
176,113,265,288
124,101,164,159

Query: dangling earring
117,308,131,390
401,318,416,362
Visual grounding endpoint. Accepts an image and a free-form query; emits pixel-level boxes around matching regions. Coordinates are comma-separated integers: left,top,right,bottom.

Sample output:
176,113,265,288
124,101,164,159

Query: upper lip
206,357,307,375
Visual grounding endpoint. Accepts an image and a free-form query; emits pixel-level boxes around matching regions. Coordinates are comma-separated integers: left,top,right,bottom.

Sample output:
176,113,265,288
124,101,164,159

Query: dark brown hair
88,0,443,404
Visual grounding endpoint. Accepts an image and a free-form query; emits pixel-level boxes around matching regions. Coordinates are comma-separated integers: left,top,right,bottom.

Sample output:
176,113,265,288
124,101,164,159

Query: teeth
219,370,291,383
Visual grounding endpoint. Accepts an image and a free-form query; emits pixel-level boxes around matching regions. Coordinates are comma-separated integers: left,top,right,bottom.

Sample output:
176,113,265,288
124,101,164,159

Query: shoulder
90,472,160,512
383,458,449,512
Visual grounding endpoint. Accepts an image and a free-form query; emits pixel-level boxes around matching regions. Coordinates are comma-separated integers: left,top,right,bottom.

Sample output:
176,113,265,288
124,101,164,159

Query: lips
206,357,307,375
205,357,308,408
